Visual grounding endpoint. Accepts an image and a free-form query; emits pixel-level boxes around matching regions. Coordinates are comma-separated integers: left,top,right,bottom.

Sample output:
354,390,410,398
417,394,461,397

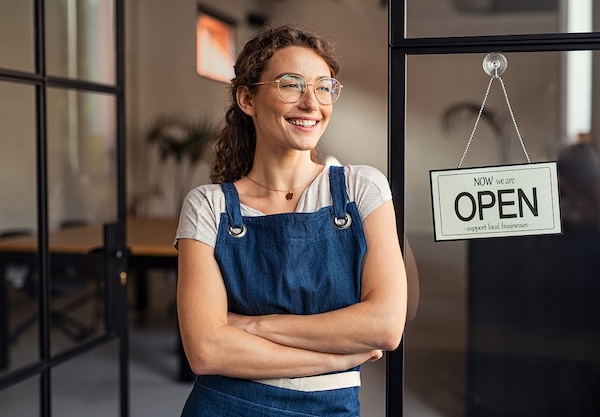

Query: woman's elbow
184,346,214,375
375,316,405,351
379,327,404,351
182,334,226,375
187,361,204,376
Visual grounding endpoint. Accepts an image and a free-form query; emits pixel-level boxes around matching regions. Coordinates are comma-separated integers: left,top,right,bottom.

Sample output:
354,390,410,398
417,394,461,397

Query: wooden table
0,217,193,381
0,217,178,256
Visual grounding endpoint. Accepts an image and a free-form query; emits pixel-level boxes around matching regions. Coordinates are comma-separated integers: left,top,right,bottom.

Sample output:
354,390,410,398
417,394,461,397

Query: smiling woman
174,24,408,417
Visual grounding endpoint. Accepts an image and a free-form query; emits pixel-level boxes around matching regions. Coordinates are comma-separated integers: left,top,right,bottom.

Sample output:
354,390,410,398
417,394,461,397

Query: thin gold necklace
246,164,319,200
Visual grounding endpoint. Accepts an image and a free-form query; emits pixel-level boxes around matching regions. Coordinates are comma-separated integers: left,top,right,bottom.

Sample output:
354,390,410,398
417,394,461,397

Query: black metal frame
0,1,128,416
387,1,600,416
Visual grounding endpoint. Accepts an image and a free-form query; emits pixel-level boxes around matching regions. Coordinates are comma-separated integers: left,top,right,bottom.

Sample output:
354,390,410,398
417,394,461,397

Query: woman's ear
236,86,256,117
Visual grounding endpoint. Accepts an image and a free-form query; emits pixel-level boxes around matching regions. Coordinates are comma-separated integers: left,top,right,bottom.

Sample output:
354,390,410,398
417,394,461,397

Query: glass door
389,0,600,416
0,0,128,416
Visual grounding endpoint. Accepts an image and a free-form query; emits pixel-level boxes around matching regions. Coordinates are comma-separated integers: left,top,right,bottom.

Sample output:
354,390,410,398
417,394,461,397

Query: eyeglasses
250,74,343,105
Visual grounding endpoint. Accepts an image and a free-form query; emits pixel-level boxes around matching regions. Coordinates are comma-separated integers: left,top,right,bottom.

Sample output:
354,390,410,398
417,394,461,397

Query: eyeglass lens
278,75,341,104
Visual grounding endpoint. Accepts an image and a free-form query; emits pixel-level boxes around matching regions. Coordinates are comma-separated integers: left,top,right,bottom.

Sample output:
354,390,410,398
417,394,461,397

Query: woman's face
239,46,334,156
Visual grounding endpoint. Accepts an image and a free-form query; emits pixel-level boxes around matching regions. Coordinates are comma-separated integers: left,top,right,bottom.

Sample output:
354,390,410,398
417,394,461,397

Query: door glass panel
0,81,38,377
46,0,116,85
52,339,119,416
0,0,34,72
47,87,117,355
0,375,39,415
405,0,596,38
404,51,600,416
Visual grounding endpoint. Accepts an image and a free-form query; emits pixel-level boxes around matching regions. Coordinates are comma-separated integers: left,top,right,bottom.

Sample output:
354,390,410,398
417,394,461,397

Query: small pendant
285,192,293,200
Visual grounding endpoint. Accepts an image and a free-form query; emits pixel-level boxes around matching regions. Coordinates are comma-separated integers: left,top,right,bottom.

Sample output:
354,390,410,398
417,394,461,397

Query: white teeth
288,119,317,127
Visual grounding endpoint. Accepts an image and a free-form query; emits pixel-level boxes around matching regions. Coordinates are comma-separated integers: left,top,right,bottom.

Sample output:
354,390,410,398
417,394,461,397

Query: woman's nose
298,85,319,110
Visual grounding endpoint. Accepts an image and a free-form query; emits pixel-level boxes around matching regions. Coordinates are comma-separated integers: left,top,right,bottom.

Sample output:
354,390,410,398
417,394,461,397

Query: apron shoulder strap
220,182,244,229
329,165,349,220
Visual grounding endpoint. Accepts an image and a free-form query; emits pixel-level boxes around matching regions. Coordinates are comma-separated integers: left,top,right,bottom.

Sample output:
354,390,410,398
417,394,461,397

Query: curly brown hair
209,24,342,183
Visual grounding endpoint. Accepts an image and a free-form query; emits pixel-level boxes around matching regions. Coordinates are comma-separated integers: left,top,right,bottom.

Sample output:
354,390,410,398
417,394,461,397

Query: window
196,6,236,83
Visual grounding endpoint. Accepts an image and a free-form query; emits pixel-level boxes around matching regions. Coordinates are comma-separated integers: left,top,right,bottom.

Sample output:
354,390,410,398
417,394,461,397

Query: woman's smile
286,117,320,128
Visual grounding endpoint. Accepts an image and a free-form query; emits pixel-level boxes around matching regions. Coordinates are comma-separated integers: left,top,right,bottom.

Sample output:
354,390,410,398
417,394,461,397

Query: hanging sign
430,53,563,241
430,162,562,241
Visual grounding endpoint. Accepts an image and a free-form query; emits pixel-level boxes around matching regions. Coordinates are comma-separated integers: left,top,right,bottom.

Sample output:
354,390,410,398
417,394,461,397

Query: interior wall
0,82,36,233
125,0,256,216
0,0,36,233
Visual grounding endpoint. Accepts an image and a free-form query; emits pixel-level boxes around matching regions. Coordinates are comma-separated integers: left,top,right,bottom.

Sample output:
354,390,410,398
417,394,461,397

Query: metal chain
457,77,494,168
498,76,531,164
457,72,531,168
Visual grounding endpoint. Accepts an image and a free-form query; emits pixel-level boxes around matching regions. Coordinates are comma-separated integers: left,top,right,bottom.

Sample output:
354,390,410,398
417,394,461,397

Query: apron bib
181,166,367,417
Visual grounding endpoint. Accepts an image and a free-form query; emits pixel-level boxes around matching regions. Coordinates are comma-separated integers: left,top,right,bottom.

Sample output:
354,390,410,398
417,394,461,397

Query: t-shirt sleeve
174,184,224,249
345,165,393,220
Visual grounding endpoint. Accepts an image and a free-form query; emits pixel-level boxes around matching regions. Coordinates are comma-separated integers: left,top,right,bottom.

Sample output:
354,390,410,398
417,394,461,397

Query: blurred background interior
1,0,600,416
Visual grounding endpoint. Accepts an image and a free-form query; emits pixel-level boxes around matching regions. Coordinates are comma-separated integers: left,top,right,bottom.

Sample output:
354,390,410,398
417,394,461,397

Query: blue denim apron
181,166,368,417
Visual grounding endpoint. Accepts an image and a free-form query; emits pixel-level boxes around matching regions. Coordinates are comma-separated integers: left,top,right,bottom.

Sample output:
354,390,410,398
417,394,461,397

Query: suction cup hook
482,52,508,78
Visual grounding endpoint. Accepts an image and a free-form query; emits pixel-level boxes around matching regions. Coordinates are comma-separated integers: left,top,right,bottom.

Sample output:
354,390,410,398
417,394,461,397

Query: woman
175,24,409,416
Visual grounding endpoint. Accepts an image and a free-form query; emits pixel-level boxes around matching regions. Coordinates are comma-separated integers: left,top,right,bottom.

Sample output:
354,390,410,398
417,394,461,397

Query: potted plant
129,114,219,215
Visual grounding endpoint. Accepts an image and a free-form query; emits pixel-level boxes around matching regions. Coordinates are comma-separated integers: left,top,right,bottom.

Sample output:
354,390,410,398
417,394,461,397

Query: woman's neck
236,157,323,214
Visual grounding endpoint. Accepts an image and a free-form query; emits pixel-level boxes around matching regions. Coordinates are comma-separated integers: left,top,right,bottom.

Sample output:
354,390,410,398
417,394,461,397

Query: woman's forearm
182,320,382,379
228,296,404,355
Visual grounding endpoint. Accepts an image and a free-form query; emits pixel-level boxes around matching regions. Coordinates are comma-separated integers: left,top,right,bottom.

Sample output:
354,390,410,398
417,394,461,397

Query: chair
2,223,100,344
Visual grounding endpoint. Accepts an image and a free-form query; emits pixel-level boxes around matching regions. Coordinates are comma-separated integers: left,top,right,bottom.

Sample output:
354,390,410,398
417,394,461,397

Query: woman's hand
229,312,383,364
368,350,384,362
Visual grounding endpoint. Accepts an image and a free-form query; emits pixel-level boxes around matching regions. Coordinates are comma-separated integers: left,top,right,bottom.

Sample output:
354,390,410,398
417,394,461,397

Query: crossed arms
177,200,412,379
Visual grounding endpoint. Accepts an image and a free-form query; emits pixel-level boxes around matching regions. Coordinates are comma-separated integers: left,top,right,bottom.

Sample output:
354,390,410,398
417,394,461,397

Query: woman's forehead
263,46,331,78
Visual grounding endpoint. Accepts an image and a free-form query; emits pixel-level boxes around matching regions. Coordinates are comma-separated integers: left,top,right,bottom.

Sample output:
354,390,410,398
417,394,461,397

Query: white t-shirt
175,164,392,248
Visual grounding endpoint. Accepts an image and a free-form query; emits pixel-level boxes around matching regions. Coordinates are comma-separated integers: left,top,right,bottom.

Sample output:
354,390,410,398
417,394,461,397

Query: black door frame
387,1,600,416
0,0,128,416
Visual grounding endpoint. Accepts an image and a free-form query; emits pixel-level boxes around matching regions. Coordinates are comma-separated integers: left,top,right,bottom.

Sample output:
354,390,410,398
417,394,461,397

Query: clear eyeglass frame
250,74,343,105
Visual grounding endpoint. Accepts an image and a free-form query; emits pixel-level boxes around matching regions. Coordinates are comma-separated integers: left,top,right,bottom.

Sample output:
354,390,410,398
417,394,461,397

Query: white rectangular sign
430,162,562,241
